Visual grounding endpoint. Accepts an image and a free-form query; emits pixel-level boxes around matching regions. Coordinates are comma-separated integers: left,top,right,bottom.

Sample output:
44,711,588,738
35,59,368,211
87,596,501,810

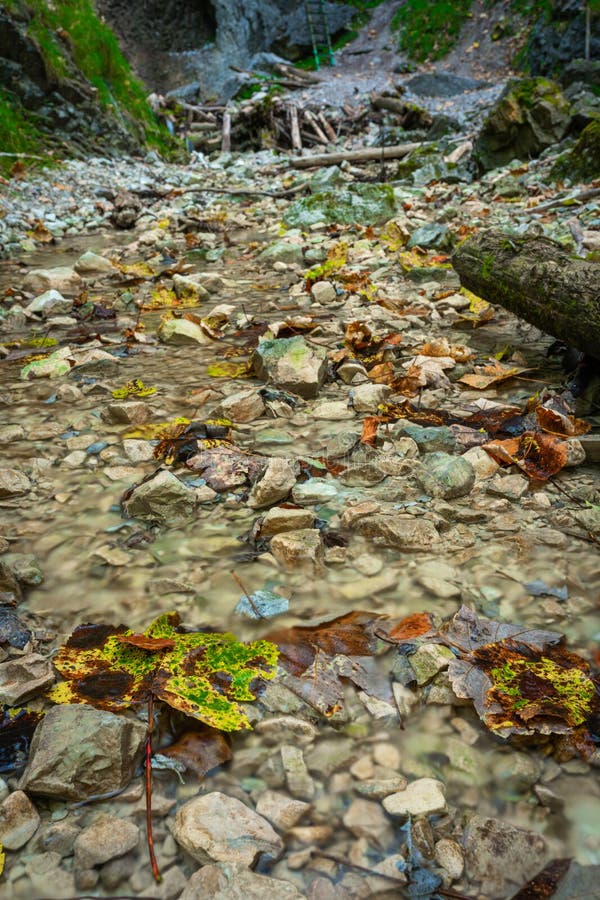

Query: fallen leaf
388,612,437,643
459,360,530,389
162,728,232,777
49,611,279,732
483,431,569,480
0,706,43,774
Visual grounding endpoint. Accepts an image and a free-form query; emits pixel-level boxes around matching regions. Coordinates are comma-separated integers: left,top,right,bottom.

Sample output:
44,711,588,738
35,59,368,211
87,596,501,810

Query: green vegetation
0,0,178,169
0,89,42,172
490,657,596,727
391,0,472,62
551,120,600,183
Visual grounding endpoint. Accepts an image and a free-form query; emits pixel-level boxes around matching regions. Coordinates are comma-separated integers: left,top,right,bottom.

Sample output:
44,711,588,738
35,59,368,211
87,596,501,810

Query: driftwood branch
452,230,600,359
289,142,421,169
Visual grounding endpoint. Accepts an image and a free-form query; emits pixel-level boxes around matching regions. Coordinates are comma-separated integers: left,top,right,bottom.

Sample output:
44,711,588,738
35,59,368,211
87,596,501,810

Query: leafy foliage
49,612,279,731
111,379,157,400
392,0,473,62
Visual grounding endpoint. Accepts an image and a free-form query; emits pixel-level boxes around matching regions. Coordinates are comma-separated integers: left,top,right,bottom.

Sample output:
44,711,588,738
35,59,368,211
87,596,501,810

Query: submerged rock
122,470,196,524
25,290,72,317
464,815,548,897
247,457,298,509
171,792,283,866
157,316,211,345
283,184,397,227
179,862,304,900
20,705,146,801
253,336,327,399
270,528,324,572
74,814,139,869
415,452,475,500
0,790,40,850
383,778,447,818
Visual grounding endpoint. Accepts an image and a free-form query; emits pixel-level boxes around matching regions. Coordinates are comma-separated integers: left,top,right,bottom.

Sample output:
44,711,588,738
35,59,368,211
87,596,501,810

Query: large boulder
253,336,327,399
551,119,600,183
122,469,196,524
473,77,570,171
283,184,397,228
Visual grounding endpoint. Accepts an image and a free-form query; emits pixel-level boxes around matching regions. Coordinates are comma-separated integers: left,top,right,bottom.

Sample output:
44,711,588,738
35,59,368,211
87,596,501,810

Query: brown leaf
162,728,232,777
459,360,530,390
266,610,385,677
483,431,569,480
536,406,590,438
388,612,436,643
116,634,175,651
360,416,381,446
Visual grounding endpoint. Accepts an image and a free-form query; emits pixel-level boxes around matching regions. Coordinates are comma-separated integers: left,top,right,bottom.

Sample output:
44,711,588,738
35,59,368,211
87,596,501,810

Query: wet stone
464,814,548,897
383,778,447,818
253,336,327,399
171,791,284,866
247,458,298,509
270,528,324,572
73,813,140,869
20,705,146,801
487,473,529,500
122,469,196,524
0,790,40,849
416,452,475,499
352,513,440,549
180,862,305,900
281,745,315,800
343,798,394,847
0,468,32,498
255,790,311,831
409,643,455,686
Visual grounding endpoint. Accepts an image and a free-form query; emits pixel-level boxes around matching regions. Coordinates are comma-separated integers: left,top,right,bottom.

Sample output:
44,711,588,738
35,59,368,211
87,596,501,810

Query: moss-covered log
452,231,600,360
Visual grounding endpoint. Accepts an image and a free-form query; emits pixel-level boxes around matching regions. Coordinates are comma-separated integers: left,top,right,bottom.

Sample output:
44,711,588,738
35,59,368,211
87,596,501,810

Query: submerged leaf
483,431,569,480
49,612,278,732
112,379,157,399
0,706,43,774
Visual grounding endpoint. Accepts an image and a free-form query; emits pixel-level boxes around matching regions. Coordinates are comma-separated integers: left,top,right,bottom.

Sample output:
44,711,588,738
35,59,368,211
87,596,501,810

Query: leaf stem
146,694,162,883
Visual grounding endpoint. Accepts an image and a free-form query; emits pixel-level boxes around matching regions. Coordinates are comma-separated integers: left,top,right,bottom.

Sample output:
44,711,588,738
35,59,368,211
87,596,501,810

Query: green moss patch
391,0,472,62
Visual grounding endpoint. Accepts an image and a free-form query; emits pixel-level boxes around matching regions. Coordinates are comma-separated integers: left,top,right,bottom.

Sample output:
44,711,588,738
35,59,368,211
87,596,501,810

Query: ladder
303,0,335,70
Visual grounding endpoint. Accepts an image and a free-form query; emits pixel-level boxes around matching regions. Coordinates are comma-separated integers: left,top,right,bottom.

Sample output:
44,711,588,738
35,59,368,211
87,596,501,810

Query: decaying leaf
162,728,232,777
459,359,530,390
154,419,232,465
124,417,190,441
49,611,279,732
443,607,600,744
206,360,252,378
536,405,590,437
511,858,572,900
388,612,437,644
483,431,569,480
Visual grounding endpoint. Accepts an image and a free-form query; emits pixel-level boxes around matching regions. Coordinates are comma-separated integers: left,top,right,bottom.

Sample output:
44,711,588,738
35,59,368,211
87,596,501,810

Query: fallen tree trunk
452,230,600,360
289,142,421,169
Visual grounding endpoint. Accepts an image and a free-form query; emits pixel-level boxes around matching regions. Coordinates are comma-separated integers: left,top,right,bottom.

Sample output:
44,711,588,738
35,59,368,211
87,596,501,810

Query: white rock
26,290,72,317
383,778,447,818
435,838,464,879
74,251,116,276
310,281,337,304
255,790,310,831
0,790,40,849
259,506,316,536
172,274,210,302
157,317,211,345
311,400,355,420
270,529,324,572
0,468,32,498
171,792,283,866
180,862,304,899
462,445,499,481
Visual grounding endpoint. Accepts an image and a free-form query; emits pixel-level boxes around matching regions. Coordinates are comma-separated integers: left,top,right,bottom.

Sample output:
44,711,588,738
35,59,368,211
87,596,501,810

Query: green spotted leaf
48,611,279,732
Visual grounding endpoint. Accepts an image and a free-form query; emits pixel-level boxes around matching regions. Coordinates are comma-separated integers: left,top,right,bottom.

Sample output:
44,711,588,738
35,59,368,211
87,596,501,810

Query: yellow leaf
0,842,5,876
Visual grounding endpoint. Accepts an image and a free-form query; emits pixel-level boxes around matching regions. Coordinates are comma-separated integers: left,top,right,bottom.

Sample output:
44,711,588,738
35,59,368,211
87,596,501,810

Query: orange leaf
536,406,590,437
360,416,382,445
388,612,436,642
483,431,569,480
116,634,175,651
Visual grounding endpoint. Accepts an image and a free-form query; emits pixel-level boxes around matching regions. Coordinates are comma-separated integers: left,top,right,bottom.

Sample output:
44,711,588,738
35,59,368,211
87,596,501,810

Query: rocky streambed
0,108,600,900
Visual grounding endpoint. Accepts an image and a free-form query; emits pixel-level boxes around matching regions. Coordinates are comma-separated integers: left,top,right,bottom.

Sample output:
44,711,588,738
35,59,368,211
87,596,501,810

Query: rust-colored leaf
483,431,569,480
388,612,436,643
360,416,381,446
459,360,530,390
266,610,385,677
116,634,175,651
536,406,590,438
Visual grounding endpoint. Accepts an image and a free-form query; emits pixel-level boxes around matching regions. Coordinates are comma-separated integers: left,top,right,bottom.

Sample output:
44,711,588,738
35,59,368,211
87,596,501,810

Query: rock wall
0,2,175,163
528,0,600,75
96,0,355,100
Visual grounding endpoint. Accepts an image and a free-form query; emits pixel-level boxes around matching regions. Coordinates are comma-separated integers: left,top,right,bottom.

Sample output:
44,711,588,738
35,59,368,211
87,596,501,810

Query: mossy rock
283,184,397,228
395,144,440,178
474,77,570,172
551,120,600,182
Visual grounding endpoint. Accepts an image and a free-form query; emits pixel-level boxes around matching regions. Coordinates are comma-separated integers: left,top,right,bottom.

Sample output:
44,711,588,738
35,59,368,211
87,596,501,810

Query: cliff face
96,0,355,100
0,0,175,171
